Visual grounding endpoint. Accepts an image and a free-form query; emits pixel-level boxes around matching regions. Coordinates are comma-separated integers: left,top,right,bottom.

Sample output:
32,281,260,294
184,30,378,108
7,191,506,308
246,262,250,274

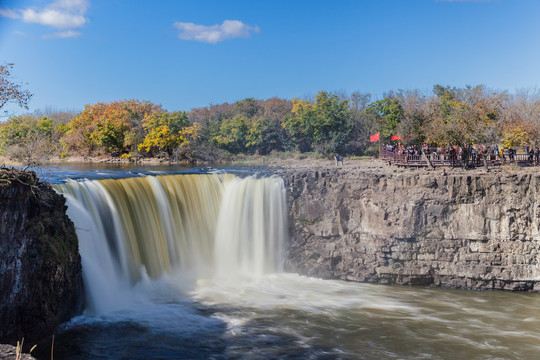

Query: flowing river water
31,165,540,359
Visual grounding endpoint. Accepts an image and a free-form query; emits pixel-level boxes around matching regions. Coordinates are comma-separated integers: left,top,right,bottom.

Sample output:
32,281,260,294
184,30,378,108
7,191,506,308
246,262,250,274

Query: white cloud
0,8,19,19
174,20,260,44
20,8,87,29
43,30,82,39
0,0,89,38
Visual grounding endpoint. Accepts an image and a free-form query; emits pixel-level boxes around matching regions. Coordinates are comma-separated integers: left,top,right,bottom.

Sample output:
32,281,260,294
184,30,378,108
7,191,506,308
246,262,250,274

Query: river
31,164,540,359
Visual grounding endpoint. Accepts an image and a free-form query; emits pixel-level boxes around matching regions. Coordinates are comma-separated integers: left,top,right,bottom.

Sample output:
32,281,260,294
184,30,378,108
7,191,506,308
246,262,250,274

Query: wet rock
0,169,84,343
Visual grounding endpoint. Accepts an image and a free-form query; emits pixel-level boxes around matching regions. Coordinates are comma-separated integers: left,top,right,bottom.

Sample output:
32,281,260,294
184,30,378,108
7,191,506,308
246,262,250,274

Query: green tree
366,97,404,139
283,91,349,154
213,115,250,153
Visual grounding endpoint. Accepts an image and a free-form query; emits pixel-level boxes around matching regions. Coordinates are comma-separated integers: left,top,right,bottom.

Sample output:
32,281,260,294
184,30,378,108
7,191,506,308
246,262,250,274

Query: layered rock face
0,169,84,343
277,165,540,291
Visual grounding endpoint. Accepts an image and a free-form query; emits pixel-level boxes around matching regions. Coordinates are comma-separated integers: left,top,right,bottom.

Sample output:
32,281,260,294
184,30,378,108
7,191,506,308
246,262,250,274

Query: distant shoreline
1,153,367,168
4,154,540,178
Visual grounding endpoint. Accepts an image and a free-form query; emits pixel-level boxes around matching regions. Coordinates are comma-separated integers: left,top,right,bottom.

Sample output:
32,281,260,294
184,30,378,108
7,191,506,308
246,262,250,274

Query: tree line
2,82,540,165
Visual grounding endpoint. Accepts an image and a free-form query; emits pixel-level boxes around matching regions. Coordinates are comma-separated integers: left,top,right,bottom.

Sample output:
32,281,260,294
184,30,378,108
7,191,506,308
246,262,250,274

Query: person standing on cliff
335,155,343,166
449,148,456,167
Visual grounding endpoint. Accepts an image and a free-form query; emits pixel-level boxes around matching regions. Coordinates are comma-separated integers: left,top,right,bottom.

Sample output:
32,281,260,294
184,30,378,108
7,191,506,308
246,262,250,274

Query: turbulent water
46,172,540,360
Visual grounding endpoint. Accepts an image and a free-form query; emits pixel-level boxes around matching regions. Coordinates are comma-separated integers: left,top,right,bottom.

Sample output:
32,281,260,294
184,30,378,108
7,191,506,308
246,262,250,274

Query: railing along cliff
380,148,537,168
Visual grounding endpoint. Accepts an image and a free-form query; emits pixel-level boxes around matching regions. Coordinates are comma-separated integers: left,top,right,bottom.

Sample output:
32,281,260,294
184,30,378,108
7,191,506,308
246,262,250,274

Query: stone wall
0,169,84,343
276,165,540,291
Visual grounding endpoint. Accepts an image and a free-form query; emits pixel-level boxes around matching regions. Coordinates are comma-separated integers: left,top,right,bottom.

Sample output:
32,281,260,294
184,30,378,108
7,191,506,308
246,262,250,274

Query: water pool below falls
46,173,540,360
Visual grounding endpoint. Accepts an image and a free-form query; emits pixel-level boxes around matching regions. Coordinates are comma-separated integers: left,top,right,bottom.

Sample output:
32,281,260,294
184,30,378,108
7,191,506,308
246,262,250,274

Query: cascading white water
214,175,287,278
55,173,288,314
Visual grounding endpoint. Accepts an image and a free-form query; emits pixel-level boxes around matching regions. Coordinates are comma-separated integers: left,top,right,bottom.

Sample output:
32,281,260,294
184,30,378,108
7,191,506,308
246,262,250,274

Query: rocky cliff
0,168,84,343
275,163,540,291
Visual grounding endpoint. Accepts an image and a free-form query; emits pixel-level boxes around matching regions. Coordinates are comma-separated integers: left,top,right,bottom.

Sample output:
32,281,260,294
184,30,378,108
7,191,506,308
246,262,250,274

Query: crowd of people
382,144,540,166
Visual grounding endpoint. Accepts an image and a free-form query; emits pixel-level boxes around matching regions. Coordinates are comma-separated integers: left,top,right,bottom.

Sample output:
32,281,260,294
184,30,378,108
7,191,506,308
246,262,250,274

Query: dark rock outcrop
0,169,84,343
277,165,540,292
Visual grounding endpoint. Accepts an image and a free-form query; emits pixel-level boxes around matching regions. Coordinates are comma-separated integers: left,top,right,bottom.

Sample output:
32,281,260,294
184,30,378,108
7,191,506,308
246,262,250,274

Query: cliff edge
0,168,84,343
275,162,540,291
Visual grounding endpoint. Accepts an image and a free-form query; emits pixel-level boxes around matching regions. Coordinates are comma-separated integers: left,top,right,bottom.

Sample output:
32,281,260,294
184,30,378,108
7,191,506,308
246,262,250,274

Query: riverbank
0,152,365,169
5,150,540,176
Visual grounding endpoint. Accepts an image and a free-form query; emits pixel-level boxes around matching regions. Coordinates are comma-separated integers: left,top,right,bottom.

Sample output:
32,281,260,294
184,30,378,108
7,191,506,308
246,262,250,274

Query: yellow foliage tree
62,99,160,155
501,124,533,148
138,111,200,155
178,122,202,145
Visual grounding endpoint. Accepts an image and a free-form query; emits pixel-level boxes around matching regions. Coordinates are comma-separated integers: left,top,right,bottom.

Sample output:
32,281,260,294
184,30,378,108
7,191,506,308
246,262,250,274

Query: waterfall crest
55,173,287,313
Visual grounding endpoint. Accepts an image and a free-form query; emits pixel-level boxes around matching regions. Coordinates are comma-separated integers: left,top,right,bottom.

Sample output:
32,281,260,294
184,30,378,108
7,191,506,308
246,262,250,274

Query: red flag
390,135,402,141
370,132,380,142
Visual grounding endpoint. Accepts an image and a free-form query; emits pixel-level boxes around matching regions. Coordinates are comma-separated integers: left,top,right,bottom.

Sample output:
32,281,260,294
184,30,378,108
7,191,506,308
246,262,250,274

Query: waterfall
55,173,288,314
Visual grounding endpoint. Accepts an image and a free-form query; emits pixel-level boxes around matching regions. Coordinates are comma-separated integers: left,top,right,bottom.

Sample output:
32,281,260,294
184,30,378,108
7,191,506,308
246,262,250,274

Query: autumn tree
423,86,469,147
500,88,540,148
424,85,502,148
0,63,33,116
62,100,160,155
259,97,293,153
500,124,533,149
188,102,235,127
235,97,263,118
138,111,196,155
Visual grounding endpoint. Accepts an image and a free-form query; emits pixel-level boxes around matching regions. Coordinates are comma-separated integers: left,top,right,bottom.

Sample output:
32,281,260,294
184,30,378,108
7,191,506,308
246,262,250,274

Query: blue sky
1,0,540,115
